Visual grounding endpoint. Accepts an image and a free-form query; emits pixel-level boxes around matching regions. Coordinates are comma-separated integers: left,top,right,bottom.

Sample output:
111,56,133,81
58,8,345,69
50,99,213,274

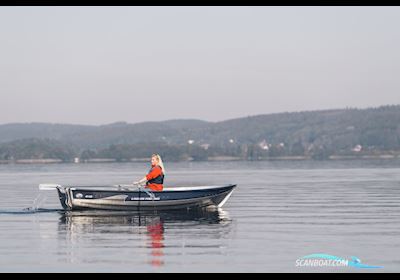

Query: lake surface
0,160,399,272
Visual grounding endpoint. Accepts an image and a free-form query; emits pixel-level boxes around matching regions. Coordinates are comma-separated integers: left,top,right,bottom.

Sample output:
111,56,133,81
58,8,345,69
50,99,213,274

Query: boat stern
39,184,72,210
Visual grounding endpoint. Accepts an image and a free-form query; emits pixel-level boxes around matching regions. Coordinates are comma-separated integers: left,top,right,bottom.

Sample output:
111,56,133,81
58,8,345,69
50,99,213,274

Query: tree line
1,105,400,162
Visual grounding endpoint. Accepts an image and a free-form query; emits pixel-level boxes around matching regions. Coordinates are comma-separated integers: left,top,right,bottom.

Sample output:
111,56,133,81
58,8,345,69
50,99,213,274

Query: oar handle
133,182,145,186
134,183,155,199
39,184,62,190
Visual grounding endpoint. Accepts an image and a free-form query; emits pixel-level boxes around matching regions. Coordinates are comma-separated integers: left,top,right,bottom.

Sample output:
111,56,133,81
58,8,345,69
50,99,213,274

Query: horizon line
0,104,399,127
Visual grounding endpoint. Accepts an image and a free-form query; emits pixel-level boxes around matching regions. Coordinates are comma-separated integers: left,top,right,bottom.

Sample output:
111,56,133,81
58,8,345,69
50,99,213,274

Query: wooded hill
1,105,400,161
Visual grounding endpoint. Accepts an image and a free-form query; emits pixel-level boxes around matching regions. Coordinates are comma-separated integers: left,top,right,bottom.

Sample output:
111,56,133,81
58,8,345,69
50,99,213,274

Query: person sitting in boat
134,154,165,191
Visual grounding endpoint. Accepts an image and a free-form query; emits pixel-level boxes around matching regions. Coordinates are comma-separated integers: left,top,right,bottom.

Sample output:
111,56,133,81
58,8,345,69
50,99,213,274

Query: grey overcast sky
1,6,400,125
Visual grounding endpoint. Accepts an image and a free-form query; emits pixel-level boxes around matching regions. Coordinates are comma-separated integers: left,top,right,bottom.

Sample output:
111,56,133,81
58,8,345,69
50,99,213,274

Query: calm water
0,160,399,272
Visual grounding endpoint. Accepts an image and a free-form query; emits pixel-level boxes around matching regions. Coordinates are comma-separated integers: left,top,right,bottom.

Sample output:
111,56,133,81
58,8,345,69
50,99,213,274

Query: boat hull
57,184,236,211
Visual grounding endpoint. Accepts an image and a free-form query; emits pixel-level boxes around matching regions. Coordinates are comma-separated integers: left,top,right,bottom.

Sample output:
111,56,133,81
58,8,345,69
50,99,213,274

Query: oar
133,182,156,200
40,183,155,200
39,184,63,191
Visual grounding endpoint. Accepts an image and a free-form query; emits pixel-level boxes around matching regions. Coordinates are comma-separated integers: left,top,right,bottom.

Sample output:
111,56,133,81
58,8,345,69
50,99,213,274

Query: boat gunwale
65,184,237,193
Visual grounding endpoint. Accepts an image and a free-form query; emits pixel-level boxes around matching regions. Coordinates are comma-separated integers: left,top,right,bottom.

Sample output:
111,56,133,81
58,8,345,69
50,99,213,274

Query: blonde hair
152,154,166,175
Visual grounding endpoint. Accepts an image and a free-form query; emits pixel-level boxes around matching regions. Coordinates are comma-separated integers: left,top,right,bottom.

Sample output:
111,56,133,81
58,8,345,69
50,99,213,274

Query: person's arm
134,167,162,185
133,176,147,185
145,166,162,181
138,176,147,184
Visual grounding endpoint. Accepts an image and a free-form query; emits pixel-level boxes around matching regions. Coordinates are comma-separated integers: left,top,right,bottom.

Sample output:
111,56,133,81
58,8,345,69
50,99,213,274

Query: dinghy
39,183,236,211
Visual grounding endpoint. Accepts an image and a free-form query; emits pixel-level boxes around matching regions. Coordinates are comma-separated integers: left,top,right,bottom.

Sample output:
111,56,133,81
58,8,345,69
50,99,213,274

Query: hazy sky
1,6,399,125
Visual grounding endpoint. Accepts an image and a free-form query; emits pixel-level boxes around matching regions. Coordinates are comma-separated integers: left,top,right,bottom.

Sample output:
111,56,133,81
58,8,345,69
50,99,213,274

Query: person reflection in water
146,218,165,267
134,154,165,192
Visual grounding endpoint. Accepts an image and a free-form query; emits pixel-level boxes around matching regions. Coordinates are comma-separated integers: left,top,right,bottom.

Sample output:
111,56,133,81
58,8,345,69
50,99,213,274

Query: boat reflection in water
58,208,231,268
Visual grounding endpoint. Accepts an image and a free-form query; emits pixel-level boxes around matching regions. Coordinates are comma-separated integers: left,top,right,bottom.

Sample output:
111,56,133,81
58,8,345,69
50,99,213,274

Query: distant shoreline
1,154,399,165
2,105,400,164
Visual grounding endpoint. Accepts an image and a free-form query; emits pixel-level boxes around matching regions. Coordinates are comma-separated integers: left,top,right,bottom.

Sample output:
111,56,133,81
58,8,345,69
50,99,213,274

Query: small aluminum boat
39,184,236,211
